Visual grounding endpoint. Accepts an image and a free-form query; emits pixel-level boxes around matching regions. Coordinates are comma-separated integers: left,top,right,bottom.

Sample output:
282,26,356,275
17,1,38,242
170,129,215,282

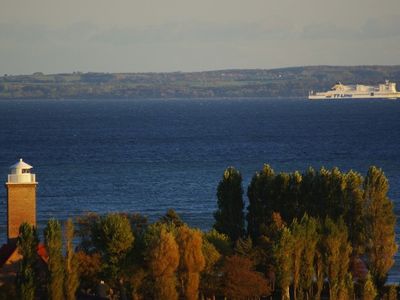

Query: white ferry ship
308,80,400,100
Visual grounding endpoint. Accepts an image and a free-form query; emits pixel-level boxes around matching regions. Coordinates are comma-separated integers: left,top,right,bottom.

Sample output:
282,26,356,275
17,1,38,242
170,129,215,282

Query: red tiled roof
37,244,48,263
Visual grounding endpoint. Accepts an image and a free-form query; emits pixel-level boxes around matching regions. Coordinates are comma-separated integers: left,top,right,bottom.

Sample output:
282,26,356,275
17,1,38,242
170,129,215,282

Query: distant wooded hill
1,65,400,99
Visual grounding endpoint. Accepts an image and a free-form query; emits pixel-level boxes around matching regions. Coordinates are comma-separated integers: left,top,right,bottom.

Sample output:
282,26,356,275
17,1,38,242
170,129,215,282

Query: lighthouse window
22,169,31,174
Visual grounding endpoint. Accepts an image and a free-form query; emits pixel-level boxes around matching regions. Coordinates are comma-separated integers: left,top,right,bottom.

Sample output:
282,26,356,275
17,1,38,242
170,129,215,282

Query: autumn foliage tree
176,226,205,300
222,255,270,299
363,273,378,300
363,166,397,292
322,217,352,300
146,224,180,300
200,238,221,299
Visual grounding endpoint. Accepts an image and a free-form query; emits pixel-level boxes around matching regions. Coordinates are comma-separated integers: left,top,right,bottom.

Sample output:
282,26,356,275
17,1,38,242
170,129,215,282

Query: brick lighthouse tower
6,159,37,242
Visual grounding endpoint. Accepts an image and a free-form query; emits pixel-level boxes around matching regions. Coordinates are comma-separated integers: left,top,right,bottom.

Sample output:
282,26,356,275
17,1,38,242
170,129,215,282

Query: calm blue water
0,98,399,279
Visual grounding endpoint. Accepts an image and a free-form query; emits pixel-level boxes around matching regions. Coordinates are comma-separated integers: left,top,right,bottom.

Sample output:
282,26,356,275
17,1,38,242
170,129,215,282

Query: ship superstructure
309,80,400,100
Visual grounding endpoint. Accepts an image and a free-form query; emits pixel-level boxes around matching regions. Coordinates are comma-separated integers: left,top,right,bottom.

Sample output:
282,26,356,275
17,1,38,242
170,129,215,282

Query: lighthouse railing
7,173,36,183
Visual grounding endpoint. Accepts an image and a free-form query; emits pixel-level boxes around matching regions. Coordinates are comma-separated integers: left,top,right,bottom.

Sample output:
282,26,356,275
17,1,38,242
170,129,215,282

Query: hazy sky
1,0,400,74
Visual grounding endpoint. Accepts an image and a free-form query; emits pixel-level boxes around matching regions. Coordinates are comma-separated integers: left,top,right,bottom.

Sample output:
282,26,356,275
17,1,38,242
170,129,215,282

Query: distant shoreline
1,65,400,100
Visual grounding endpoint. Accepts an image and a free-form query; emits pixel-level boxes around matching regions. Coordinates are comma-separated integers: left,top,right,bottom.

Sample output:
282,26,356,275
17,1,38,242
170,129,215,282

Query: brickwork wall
6,184,37,240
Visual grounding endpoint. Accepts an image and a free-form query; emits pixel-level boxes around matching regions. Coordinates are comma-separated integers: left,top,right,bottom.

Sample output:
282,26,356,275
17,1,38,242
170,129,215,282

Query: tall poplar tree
44,219,65,300
147,225,180,300
290,219,304,300
176,226,205,300
322,217,352,300
247,164,276,241
299,214,319,299
273,227,293,300
363,273,378,300
214,167,245,241
64,219,79,300
343,170,365,255
363,166,397,292
17,223,39,300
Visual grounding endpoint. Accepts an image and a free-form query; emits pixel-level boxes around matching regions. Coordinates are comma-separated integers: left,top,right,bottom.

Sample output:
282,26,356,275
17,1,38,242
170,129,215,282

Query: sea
0,98,399,280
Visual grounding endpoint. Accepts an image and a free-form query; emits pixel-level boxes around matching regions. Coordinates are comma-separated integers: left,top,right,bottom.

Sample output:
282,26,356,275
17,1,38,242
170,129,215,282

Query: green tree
247,164,276,242
44,219,65,300
64,219,79,300
176,226,205,300
214,167,245,241
363,166,397,292
273,227,293,300
146,224,180,300
17,223,39,300
91,213,134,282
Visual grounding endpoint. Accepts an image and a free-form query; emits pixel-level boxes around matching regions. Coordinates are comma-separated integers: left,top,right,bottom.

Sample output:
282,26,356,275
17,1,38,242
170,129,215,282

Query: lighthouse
6,159,37,241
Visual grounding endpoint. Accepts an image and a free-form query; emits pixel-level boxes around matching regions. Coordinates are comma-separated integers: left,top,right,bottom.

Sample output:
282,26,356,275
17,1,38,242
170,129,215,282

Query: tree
146,225,180,300
363,166,397,292
247,164,276,242
234,236,253,258
91,213,134,282
222,255,270,299
363,273,378,300
273,227,293,300
176,226,205,300
160,209,185,227
290,219,304,300
200,239,221,299
343,170,366,255
64,219,79,300
322,217,352,300
75,212,100,252
44,219,65,300
383,285,397,300
299,214,319,300
314,247,324,300
214,167,245,241
203,229,232,256
75,251,102,291
17,223,39,300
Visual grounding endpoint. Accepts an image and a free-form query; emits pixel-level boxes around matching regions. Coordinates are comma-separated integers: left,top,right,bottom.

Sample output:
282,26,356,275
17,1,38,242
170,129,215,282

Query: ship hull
309,94,400,100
